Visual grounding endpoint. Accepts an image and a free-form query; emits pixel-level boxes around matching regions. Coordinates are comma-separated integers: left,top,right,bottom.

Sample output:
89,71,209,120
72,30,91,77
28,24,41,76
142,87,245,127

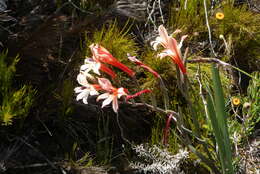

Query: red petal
171,56,187,74
100,63,116,78
93,44,135,77
92,84,102,91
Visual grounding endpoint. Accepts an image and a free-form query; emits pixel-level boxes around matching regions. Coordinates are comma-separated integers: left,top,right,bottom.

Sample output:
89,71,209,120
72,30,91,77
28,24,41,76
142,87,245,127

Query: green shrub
0,51,35,125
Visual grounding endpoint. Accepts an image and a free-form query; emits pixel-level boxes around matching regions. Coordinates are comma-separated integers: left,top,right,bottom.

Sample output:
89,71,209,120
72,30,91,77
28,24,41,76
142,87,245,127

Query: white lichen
130,144,189,174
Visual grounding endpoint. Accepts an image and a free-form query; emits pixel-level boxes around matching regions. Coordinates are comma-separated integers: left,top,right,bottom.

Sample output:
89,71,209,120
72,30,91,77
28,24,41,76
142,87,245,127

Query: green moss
169,0,207,33
85,21,138,64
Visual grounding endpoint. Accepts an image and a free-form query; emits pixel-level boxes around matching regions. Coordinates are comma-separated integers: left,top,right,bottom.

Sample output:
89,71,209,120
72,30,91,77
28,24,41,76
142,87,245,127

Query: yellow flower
216,12,224,20
232,97,241,106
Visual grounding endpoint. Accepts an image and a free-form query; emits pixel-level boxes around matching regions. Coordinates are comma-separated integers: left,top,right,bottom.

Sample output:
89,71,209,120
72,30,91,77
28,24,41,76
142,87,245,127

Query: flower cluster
74,25,187,113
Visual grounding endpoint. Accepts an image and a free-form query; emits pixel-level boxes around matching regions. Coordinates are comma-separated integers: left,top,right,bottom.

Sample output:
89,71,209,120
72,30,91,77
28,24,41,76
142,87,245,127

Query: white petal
158,52,168,59
74,87,84,93
117,88,127,98
127,55,138,62
101,95,113,108
158,49,175,59
178,35,188,49
151,41,160,50
82,97,88,104
80,64,91,71
112,96,118,113
76,90,89,101
96,93,110,101
90,89,99,95
158,25,169,42
77,73,88,86
93,62,101,75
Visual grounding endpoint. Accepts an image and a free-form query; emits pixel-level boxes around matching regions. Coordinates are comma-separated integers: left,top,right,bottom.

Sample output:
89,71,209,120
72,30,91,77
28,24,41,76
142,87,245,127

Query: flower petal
80,64,91,71
178,35,188,49
100,63,116,79
98,78,113,92
93,62,101,75
101,95,113,108
96,93,110,101
158,49,175,59
112,95,118,113
76,90,89,101
158,25,169,43
90,44,135,77
90,89,99,95
117,87,127,98
82,96,89,104
74,86,85,93
77,73,89,86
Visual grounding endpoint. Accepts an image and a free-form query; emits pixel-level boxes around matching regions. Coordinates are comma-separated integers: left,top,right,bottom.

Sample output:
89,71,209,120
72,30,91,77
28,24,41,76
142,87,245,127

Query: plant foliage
0,51,35,125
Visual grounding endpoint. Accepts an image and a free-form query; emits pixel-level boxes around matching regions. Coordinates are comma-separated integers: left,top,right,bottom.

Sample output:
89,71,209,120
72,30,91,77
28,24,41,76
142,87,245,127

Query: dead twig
187,57,230,67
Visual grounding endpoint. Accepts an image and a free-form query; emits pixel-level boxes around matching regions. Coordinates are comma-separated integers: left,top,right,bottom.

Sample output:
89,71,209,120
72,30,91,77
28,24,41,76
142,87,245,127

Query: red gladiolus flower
90,44,135,77
127,54,160,78
97,78,128,113
151,25,187,74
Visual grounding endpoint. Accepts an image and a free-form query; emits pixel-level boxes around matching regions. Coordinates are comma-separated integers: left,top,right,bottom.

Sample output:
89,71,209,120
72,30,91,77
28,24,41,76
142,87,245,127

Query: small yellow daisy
232,97,241,106
216,12,224,20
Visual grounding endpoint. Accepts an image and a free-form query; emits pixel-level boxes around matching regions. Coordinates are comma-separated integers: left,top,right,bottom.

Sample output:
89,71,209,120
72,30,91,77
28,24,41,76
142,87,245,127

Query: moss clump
85,21,138,64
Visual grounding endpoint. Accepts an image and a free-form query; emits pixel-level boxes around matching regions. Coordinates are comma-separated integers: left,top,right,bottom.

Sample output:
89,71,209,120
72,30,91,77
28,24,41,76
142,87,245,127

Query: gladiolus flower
96,78,128,113
151,25,187,74
74,73,101,104
90,44,135,77
127,54,160,78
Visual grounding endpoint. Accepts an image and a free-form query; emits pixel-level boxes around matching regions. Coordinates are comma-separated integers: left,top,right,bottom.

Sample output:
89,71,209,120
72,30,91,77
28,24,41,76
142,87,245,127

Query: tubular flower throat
90,44,135,77
96,78,128,113
151,25,187,74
